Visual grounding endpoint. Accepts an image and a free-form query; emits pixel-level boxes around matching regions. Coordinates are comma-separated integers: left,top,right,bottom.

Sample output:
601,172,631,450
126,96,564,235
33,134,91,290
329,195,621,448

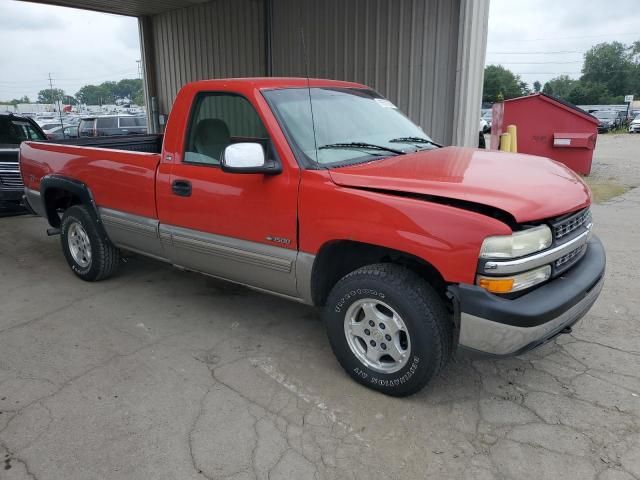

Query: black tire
60,205,119,281
324,263,452,397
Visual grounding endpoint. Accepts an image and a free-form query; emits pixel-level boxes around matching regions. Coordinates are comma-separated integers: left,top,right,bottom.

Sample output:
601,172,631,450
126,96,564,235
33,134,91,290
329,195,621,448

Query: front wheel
323,263,452,397
60,205,120,281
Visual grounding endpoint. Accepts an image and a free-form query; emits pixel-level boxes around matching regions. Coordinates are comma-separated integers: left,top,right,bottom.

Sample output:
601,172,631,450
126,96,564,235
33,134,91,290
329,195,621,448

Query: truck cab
0,113,46,208
19,78,605,396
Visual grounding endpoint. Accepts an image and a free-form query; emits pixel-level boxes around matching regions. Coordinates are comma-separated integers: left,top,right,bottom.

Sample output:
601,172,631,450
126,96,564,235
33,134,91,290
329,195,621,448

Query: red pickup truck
19,78,605,396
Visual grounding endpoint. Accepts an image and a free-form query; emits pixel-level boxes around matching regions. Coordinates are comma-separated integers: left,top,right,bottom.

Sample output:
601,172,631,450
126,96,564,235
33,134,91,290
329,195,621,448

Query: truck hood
328,147,591,223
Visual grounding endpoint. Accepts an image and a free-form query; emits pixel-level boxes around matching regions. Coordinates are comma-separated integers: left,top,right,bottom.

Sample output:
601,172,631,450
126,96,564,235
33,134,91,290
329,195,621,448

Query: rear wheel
60,205,119,281
324,263,452,396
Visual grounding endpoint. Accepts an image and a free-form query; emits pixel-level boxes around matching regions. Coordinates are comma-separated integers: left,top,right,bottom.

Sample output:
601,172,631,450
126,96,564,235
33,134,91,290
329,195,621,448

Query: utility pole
49,73,64,129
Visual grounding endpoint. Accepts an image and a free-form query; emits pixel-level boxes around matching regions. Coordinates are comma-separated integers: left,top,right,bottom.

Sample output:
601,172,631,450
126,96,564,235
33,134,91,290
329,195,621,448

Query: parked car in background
479,117,489,134
593,110,620,132
20,77,605,396
481,109,492,129
0,113,46,208
63,125,79,138
478,118,489,148
38,121,65,131
44,124,79,140
34,115,57,124
629,114,640,133
78,115,147,137
615,110,629,127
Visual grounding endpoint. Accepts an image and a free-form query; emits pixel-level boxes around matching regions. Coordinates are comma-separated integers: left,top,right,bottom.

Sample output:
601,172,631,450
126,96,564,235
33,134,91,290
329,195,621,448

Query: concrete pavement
0,192,639,479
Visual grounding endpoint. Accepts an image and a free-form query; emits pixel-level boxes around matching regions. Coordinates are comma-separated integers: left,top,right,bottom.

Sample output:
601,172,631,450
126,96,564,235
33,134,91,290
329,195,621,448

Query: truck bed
20,135,162,219
46,134,163,154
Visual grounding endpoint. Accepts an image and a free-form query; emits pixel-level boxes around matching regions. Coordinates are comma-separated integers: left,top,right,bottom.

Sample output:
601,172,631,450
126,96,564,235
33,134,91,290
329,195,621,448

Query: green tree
62,95,77,105
1,96,31,105
132,90,145,106
97,81,118,103
581,42,632,97
483,65,528,102
114,79,143,102
533,80,542,93
567,82,612,105
541,75,577,100
75,84,114,105
627,41,640,97
37,88,65,104
75,79,145,105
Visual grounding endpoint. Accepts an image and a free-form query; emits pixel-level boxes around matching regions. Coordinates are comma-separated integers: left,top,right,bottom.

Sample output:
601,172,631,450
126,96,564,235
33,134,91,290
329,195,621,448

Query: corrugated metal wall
270,0,461,144
452,0,489,146
150,0,265,113
144,0,482,145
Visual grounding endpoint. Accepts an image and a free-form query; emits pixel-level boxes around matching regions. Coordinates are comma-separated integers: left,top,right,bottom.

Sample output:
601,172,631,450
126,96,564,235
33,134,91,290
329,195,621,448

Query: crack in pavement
0,440,40,480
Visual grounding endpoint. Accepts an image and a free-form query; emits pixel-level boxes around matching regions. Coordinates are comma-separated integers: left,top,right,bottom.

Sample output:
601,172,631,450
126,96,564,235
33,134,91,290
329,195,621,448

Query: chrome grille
0,162,23,188
553,208,591,240
555,244,587,269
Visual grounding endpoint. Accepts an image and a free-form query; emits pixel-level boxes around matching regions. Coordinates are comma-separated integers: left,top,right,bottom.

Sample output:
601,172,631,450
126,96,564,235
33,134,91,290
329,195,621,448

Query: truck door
158,91,300,297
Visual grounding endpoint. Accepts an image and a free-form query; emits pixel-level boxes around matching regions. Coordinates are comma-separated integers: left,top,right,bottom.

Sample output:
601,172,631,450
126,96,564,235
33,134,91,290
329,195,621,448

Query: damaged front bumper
448,236,605,356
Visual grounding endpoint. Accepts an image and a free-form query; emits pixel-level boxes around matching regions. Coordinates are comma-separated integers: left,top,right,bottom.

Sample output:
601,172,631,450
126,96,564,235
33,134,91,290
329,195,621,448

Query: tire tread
61,205,119,281
325,263,453,396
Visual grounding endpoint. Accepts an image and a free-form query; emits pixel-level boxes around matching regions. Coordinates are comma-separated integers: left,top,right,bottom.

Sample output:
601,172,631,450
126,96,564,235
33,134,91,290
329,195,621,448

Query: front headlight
480,225,552,259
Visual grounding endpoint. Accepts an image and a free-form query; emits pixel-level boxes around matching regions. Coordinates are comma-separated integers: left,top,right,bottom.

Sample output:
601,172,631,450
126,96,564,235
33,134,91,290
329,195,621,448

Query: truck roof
0,112,33,121
186,77,367,91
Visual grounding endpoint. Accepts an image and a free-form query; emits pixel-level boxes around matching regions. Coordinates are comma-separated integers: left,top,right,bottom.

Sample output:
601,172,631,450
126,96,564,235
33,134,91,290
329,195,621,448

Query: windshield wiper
318,142,406,155
389,137,441,148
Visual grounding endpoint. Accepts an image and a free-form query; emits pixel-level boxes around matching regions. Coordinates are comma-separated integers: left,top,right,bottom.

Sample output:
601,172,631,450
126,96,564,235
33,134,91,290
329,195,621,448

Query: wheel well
43,188,82,227
310,240,447,306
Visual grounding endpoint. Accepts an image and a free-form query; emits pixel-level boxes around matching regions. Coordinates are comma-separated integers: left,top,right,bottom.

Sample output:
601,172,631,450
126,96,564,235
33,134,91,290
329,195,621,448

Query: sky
0,0,639,101
0,0,140,101
487,0,640,89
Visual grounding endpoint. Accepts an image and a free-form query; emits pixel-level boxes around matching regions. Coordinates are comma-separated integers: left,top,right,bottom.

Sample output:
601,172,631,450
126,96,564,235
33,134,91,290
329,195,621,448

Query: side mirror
221,142,281,174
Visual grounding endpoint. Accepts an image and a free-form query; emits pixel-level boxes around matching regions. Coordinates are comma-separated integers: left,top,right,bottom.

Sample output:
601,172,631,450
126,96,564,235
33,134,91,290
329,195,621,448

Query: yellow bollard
506,124,518,153
499,132,512,152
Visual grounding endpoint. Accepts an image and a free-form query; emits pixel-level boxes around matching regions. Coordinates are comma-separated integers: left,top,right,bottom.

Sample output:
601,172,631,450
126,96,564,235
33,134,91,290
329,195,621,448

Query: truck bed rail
46,134,163,154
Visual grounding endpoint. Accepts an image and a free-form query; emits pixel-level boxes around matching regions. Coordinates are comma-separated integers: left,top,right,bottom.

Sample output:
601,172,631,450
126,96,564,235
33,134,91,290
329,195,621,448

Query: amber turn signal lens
477,277,515,293
476,265,552,294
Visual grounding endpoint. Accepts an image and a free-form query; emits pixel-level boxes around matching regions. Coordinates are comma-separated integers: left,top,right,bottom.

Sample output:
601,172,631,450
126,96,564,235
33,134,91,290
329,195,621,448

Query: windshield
594,111,616,120
263,87,435,167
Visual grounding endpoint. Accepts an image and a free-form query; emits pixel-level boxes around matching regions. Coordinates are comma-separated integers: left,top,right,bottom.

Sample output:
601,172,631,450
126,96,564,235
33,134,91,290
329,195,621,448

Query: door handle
172,179,192,197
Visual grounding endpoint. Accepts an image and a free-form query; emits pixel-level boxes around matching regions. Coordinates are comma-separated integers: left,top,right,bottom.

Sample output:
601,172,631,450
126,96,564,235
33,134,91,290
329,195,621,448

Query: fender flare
40,174,109,240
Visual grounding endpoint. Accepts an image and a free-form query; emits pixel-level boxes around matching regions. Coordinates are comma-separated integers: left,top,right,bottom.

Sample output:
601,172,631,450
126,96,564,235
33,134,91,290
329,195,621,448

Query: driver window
184,93,268,165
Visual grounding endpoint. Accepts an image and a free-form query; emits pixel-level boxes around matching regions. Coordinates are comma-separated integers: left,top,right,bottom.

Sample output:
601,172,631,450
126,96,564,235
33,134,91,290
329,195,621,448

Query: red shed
490,93,599,175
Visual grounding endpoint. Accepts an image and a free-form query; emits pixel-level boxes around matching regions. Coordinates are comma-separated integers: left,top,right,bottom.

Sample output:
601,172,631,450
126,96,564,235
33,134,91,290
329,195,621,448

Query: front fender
298,170,512,285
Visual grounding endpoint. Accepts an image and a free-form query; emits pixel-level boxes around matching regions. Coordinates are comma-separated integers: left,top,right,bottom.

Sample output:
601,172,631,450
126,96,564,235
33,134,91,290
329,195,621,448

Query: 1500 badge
266,236,291,245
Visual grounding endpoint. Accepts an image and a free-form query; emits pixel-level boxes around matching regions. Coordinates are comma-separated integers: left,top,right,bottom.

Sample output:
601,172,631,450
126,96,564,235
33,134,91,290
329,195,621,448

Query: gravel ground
590,133,640,189
0,139,638,479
